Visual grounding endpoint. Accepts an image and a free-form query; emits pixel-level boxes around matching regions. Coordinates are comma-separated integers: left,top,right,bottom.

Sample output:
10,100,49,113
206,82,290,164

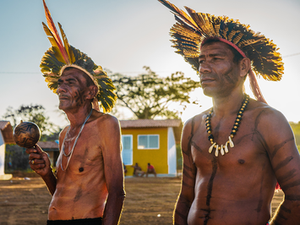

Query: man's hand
26,145,52,177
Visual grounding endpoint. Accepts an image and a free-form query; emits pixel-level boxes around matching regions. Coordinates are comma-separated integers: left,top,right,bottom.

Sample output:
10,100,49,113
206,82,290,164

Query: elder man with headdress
159,1,300,225
26,1,125,224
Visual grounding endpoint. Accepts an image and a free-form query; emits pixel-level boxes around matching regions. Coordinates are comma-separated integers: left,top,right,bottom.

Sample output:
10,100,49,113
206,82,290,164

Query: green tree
111,66,201,119
2,104,58,138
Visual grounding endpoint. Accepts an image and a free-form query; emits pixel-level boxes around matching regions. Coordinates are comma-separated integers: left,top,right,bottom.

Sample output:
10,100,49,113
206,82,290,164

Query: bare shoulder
91,111,121,144
181,109,210,149
247,99,289,128
247,99,294,146
183,109,210,133
91,110,120,129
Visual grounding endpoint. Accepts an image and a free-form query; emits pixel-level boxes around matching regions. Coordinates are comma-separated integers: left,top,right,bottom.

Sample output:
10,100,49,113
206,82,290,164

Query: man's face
56,68,89,112
198,41,242,98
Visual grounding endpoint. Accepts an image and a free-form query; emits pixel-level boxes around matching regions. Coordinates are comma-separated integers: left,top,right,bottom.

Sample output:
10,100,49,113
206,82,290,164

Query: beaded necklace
60,109,93,171
205,94,249,157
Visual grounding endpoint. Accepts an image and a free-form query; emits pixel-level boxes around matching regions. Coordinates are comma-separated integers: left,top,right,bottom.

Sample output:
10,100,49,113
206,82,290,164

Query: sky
0,0,300,129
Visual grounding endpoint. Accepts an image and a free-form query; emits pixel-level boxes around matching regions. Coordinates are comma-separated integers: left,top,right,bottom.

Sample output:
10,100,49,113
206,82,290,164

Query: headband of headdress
158,0,284,103
40,0,116,112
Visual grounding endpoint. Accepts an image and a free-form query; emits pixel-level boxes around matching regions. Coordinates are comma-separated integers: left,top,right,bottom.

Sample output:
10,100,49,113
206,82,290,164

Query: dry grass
0,176,283,225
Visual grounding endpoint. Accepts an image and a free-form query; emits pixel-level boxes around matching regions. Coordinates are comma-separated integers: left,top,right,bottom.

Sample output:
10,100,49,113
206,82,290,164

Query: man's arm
174,119,197,225
260,109,300,225
26,145,57,195
25,127,68,195
101,116,125,225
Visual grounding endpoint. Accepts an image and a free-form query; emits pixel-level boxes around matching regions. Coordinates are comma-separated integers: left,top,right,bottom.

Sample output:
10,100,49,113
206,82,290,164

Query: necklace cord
60,109,93,171
205,94,249,157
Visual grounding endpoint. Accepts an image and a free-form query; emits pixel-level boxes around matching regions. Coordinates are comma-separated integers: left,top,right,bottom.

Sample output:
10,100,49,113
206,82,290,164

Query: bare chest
57,130,103,174
190,119,268,171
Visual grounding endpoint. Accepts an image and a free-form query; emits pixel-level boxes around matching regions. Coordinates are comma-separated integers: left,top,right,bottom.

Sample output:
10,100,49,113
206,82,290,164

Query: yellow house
120,119,182,177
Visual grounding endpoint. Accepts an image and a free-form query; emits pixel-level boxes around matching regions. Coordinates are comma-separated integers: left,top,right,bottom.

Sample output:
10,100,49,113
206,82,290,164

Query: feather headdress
40,0,116,112
158,0,284,102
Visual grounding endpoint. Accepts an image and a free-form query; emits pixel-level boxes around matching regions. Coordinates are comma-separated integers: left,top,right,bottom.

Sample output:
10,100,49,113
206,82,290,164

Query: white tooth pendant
205,95,249,157
215,145,219,157
224,141,229,153
220,145,225,155
209,143,216,154
229,136,234,148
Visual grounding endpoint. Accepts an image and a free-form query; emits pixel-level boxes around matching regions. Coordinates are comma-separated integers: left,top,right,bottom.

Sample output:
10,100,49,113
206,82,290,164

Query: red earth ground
0,174,283,225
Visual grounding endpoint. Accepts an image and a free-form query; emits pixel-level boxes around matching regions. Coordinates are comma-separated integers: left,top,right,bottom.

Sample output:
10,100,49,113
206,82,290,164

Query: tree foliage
5,144,30,171
2,104,58,138
290,122,300,152
111,66,201,119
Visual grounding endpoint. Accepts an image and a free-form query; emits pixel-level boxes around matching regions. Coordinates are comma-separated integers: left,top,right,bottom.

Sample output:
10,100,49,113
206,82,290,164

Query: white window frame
121,135,133,165
137,134,160,150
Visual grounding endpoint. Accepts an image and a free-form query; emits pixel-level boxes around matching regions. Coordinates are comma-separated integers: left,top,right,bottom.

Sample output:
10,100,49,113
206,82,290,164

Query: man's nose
56,84,66,94
199,62,212,74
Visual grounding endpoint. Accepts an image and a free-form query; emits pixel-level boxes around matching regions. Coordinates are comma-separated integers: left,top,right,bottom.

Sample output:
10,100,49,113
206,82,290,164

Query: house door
121,135,133,165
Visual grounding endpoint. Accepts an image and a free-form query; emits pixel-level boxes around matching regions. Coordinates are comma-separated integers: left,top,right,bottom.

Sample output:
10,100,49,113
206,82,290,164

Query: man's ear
240,58,251,78
85,85,98,100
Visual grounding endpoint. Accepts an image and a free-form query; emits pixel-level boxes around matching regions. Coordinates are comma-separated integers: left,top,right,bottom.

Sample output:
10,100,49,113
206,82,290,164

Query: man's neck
65,105,93,128
211,91,246,117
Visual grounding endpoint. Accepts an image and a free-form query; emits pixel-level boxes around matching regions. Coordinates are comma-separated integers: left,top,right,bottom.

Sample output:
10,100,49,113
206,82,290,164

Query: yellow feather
42,23,65,63
58,23,75,64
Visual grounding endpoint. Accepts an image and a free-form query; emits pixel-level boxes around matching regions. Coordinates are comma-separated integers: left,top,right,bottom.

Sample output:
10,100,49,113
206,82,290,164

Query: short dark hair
201,38,244,64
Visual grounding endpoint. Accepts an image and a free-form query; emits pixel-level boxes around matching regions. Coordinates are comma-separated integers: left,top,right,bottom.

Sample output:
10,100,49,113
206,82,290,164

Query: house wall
122,127,168,176
47,151,55,167
0,132,5,175
43,149,59,167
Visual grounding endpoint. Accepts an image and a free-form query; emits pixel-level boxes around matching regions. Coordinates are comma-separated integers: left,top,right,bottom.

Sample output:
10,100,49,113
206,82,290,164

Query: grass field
0,176,283,225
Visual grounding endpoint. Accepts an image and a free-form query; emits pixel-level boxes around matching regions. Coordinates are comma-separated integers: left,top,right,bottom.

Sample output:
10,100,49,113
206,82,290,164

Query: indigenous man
26,1,125,224
159,1,300,225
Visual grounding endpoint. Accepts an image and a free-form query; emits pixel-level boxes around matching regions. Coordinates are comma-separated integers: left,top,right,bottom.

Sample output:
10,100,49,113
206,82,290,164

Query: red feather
42,0,70,64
